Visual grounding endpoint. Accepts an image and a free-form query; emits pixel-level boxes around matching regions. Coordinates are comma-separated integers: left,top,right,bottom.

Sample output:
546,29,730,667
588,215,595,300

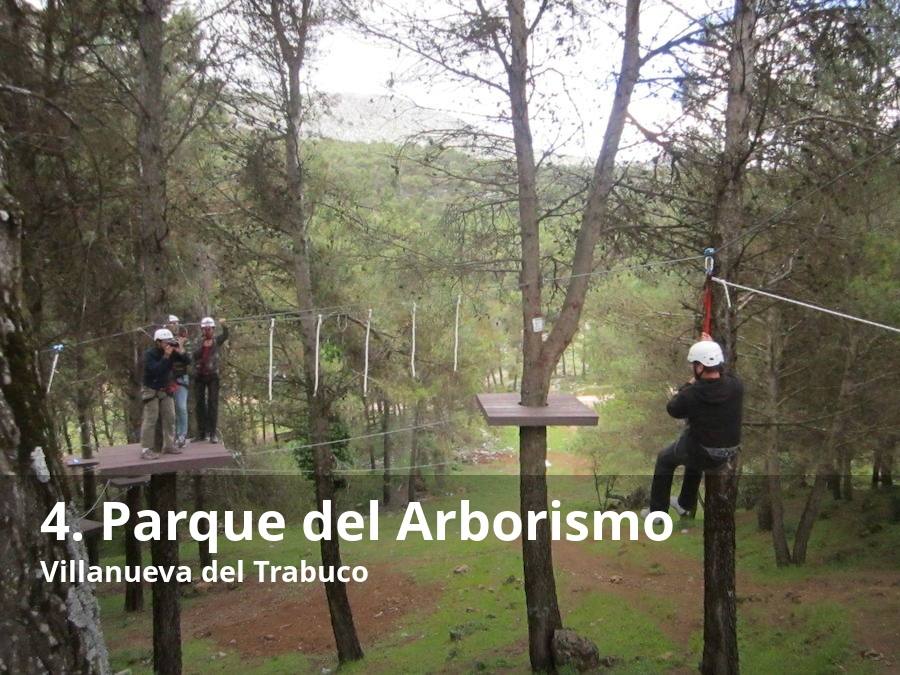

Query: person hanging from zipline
193,316,228,443
641,332,743,522
140,328,191,460
166,314,191,448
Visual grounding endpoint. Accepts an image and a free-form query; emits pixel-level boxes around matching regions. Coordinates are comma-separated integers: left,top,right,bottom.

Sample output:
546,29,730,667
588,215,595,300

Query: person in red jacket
642,333,743,521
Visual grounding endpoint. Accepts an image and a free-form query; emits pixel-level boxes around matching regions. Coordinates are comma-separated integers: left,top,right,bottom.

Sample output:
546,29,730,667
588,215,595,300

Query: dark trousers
649,431,725,513
195,375,220,437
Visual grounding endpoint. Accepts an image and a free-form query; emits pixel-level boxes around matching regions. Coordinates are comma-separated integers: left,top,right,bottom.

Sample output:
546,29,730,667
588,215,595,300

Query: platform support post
149,472,182,675
123,484,144,612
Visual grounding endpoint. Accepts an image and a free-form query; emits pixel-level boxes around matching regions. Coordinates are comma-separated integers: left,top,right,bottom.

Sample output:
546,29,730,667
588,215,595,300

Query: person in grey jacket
192,316,228,443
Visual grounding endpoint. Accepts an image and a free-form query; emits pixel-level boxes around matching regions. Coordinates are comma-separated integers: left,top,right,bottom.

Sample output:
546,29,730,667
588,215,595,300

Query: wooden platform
65,441,234,477
71,517,103,538
476,392,599,427
110,476,150,488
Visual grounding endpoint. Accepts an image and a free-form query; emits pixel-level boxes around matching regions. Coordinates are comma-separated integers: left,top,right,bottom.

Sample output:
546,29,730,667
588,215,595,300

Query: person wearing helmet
642,332,744,519
166,314,191,448
192,316,229,443
140,328,191,460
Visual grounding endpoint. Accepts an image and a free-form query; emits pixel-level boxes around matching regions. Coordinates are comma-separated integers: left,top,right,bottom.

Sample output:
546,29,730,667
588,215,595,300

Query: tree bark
193,475,212,570
408,399,424,503
381,395,392,506
123,485,144,612
148,473,181,675
75,352,99,566
136,0,170,317
501,0,642,668
0,130,110,673
702,454,740,675
701,2,757,672
267,0,363,660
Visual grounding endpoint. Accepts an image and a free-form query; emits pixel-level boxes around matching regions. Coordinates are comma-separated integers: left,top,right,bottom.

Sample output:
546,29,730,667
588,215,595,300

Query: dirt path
189,564,442,657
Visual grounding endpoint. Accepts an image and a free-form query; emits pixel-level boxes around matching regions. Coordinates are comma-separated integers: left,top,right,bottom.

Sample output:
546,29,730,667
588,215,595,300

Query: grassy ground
96,423,898,674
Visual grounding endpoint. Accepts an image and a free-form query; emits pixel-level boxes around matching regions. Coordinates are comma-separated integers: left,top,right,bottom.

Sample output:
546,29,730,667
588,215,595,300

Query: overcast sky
307,0,733,160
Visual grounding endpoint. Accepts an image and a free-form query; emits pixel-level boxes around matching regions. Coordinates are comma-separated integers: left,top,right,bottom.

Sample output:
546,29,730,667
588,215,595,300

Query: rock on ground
552,629,601,672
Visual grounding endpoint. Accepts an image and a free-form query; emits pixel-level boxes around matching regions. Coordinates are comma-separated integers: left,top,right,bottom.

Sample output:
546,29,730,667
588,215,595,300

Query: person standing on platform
140,328,190,460
166,314,191,448
193,316,228,443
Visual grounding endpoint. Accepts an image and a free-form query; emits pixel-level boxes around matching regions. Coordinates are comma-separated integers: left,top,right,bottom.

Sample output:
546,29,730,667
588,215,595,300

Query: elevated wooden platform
110,476,150,488
64,441,234,477
476,392,599,427
71,517,103,538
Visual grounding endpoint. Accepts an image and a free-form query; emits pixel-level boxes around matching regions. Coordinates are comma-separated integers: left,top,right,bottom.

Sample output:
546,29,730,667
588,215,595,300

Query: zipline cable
711,276,900,335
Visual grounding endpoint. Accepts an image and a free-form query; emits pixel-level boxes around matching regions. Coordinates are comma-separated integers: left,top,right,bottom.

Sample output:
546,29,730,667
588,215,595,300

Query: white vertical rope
453,294,461,372
410,302,417,379
363,308,372,397
313,313,322,396
267,318,275,402
46,346,63,393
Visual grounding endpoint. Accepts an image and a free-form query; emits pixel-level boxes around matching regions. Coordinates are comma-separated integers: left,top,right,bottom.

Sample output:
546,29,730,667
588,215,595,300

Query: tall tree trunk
702,2,757,672
503,0,642,667
1,125,110,672
148,473,180,675
136,0,169,318
123,485,144,612
407,399,424,503
75,352,99,566
136,5,179,672
764,305,791,565
193,475,212,570
273,4,363,658
381,395,392,506
792,331,859,564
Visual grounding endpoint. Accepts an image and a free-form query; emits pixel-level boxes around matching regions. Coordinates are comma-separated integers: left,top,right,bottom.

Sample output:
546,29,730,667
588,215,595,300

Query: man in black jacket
642,334,743,519
140,328,191,460
193,316,229,443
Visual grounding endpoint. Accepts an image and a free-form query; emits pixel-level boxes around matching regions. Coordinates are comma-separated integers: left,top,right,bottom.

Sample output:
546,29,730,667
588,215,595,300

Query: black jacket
143,347,191,391
667,374,743,449
192,324,229,379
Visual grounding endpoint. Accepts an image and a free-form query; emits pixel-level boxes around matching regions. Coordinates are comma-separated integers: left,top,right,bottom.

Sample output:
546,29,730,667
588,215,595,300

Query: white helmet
200,317,215,328
154,328,174,342
687,340,725,367
167,314,179,323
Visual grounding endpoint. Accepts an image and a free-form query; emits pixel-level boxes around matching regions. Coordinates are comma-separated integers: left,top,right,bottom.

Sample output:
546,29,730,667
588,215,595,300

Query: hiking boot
670,496,688,517
209,432,219,444
140,448,159,460
176,435,186,449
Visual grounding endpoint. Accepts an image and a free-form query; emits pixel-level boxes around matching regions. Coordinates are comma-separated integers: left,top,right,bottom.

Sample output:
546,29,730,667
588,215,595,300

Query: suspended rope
410,302,417,379
711,277,900,335
267,318,275,402
46,343,64,393
246,419,447,457
363,308,372,397
453,294,461,372
313,313,323,396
